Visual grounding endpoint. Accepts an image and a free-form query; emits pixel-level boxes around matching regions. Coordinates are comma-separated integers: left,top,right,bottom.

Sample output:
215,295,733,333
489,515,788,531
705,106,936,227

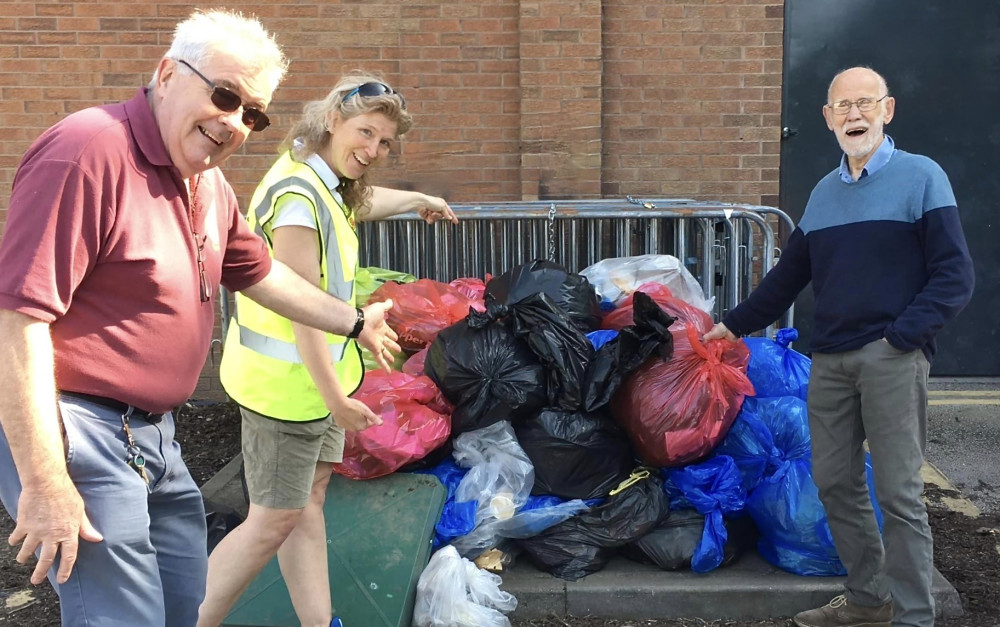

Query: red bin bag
602,282,711,332
332,370,453,480
612,323,755,468
368,279,483,351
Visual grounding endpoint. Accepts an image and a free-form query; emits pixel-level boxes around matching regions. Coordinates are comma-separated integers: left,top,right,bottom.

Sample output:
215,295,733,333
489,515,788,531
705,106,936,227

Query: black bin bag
514,408,636,500
509,289,676,413
620,508,758,571
425,316,548,435
579,289,675,411
485,259,602,333
427,267,673,437
516,468,670,581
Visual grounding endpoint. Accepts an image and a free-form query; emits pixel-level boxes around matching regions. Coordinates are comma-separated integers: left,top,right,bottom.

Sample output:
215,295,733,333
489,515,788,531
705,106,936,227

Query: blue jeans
0,397,207,626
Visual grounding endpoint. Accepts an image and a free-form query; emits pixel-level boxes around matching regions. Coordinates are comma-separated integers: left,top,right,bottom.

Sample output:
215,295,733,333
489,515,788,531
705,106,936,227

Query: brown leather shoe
793,594,893,627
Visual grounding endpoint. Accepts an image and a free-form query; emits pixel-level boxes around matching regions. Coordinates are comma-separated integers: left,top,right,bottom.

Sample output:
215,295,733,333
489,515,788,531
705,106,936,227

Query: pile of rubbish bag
337,255,884,627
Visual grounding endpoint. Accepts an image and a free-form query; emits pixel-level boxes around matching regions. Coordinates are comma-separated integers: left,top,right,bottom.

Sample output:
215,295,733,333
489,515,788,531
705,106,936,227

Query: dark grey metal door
780,1,1000,375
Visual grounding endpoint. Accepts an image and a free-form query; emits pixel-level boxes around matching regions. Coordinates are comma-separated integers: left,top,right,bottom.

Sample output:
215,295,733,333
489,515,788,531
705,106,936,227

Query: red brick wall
0,1,784,400
602,1,783,205
520,0,604,199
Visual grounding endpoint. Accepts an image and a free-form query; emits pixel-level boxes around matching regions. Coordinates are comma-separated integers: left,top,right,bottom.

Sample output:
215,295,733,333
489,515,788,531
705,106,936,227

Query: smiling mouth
199,126,224,146
353,153,370,167
845,127,868,138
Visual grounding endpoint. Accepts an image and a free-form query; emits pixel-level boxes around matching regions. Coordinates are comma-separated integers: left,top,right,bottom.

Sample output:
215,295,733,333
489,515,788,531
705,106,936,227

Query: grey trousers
809,338,933,627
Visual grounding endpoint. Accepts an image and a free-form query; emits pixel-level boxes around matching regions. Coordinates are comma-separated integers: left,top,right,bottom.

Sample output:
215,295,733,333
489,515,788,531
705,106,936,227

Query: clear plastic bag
412,545,517,627
450,496,589,560
452,421,535,526
580,254,715,313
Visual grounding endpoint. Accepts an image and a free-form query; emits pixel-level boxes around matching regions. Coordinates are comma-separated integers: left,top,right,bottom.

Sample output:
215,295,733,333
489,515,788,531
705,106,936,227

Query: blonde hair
281,70,412,214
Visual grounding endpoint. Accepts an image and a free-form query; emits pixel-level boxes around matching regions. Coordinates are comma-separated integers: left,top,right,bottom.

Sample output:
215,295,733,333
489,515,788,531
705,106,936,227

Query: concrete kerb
201,452,248,519
488,460,970,621
199,456,968,622
922,461,981,518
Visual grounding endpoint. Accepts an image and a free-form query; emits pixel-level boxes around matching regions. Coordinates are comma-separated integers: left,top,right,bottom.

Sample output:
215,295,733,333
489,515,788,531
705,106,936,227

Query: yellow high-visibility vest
220,151,363,421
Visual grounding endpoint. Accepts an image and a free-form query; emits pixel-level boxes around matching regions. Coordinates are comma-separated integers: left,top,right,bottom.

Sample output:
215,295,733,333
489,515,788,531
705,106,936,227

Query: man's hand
416,195,458,225
702,322,739,343
10,476,103,585
330,397,383,432
358,300,401,372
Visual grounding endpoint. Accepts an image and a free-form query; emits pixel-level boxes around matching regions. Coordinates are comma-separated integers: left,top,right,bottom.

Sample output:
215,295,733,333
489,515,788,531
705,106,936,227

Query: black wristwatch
347,307,365,339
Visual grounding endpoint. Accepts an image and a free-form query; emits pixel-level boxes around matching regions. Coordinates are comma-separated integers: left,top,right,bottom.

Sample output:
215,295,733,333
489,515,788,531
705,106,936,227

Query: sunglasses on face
176,59,270,132
341,82,406,110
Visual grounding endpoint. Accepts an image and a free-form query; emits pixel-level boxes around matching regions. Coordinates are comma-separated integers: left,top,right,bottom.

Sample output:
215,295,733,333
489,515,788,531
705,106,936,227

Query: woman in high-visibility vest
201,71,457,627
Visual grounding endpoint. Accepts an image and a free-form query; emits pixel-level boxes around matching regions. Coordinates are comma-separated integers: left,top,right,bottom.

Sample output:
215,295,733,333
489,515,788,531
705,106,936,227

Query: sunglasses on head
176,59,270,132
341,82,406,110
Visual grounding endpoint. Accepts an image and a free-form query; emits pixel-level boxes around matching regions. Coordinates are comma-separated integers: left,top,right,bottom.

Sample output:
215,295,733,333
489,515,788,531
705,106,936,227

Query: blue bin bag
743,328,811,401
733,396,884,576
754,452,884,577
586,329,619,351
715,406,786,493
662,456,746,573
413,458,477,549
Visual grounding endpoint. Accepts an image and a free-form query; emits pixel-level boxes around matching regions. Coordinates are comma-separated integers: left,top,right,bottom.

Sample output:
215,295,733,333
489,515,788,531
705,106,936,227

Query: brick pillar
519,0,603,200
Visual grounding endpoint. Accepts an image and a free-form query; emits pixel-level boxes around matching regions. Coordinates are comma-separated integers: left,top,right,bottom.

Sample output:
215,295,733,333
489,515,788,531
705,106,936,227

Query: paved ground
199,377,998,625
925,377,1000,514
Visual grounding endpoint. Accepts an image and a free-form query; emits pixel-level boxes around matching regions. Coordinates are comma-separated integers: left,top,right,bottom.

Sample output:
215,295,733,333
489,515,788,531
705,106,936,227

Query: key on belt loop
120,407,150,485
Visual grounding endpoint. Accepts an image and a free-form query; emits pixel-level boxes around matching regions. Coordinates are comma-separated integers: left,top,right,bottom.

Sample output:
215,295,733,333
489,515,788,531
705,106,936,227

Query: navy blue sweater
724,150,974,361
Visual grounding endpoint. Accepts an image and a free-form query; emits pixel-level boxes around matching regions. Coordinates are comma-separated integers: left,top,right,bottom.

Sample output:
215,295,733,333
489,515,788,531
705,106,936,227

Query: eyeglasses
828,94,888,115
341,82,406,110
176,59,270,132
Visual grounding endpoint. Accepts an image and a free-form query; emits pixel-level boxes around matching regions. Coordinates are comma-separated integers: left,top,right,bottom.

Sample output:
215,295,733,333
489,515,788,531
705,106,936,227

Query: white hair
150,9,287,92
827,66,890,101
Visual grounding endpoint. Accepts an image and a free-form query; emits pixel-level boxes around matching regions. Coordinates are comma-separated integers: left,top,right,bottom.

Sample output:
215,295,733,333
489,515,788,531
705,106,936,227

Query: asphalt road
925,377,1000,515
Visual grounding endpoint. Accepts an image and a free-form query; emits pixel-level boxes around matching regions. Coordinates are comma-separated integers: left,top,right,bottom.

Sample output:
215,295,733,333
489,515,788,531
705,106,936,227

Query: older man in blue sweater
704,67,975,627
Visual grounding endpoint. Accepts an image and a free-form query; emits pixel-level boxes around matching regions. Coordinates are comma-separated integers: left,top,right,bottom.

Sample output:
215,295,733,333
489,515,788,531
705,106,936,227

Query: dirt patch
2,401,999,626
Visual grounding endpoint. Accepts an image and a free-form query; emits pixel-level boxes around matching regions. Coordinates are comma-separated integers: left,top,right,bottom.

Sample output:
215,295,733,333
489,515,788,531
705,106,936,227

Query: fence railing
218,198,795,344
358,197,795,337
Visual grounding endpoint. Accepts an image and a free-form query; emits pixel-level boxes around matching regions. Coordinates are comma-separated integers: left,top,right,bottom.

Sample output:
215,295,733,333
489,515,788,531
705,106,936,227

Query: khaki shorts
240,407,346,509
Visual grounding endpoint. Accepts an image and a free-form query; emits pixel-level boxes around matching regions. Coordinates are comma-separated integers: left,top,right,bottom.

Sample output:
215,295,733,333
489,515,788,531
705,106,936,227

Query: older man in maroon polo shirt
0,10,398,627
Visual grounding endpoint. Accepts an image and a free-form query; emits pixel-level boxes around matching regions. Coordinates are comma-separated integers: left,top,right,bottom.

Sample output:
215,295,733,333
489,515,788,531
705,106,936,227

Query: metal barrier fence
359,197,795,336
217,198,795,344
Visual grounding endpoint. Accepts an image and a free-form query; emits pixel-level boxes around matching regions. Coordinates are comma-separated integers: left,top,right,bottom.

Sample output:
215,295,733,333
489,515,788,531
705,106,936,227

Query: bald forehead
827,67,888,100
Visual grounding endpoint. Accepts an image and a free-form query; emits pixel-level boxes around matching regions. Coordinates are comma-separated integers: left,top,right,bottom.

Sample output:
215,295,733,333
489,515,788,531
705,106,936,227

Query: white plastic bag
580,254,714,313
412,545,517,627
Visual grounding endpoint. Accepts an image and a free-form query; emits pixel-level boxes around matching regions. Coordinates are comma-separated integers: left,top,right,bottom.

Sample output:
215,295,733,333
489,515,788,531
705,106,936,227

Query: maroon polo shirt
0,89,271,413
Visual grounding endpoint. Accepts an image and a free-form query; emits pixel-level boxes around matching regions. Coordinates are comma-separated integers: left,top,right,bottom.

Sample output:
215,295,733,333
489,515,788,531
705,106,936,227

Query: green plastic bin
223,472,446,627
